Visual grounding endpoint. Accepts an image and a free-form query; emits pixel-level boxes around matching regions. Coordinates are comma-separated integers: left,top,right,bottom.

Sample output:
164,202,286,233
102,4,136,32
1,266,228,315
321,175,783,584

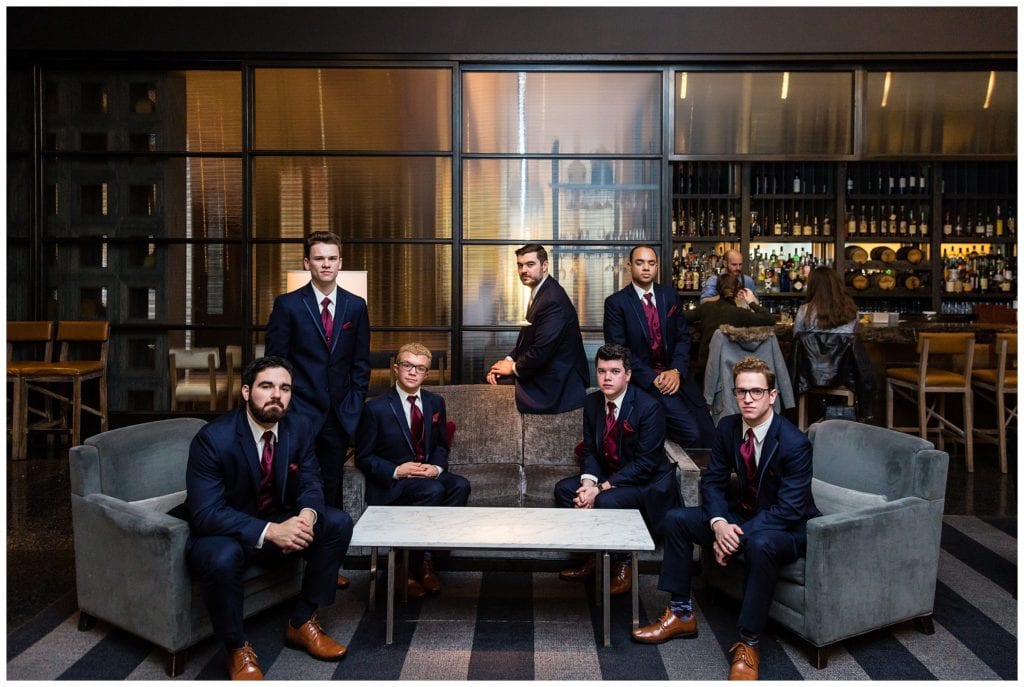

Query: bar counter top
772,319,1016,344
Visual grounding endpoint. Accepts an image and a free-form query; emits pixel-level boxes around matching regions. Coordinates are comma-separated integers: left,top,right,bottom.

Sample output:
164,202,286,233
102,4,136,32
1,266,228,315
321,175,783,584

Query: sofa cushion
523,465,582,508
522,407,584,467
433,385,523,465
449,463,524,507
811,478,888,516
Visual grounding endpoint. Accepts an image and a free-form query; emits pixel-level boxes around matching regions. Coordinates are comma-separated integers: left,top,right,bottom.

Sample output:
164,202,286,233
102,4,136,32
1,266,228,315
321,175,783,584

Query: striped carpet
6,515,1016,680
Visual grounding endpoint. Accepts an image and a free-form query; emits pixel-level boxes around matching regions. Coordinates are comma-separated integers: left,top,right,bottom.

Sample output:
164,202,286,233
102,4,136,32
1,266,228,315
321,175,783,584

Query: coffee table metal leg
602,551,611,647
401,549,409,603
631,551,639,629
386,549,395,645
368,547,378,611
594,552,601,607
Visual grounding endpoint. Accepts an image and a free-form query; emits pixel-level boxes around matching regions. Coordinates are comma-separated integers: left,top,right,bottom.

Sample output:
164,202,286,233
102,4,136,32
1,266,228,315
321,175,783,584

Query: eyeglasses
396,361,429,375
732,387,770,400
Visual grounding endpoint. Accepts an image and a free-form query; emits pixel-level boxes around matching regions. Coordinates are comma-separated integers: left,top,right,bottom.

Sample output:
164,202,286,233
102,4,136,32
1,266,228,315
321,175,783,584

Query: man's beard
248,396,287,424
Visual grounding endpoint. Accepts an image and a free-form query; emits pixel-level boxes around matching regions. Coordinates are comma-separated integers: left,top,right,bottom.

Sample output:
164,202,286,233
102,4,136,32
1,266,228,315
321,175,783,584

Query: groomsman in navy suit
185,356,353,680
355,342,470,598
554,343,678,596
603,245,715,448
265,231,369,589
486,243,590,414
632,356,819,681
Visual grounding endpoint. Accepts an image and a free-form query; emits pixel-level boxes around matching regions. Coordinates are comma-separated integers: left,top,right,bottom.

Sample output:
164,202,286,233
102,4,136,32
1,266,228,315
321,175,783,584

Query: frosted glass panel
463,158,659,241
255,68,452,151
865,71,1016,156
252,156,451,240
674,71,853,156
463,71,660,154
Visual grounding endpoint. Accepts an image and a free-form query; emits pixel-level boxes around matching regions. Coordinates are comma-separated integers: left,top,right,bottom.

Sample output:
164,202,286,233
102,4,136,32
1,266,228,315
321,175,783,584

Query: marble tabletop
350,506,655,552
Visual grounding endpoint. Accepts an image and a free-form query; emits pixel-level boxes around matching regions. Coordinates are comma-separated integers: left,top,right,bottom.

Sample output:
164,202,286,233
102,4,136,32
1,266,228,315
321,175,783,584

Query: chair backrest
7,321,54,363
69,417,206,502
431,384,523,465
225,344,242,370
169,346,221,371
995,332,1017,382
55,320,109,363
917,332,974,385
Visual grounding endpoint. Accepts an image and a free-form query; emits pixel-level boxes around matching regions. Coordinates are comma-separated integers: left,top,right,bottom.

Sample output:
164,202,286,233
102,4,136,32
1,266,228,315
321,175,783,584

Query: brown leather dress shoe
728,642,760,680
559,556,596,581
336,574,350,589
284,615,348,661
227,642,263,680
609,562,632,596
420,557,441,594
631,608,698,643
396,567,427,599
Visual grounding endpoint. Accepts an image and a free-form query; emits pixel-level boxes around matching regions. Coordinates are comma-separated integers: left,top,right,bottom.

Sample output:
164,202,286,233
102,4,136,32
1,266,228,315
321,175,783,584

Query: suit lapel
756,415,782,492
331,290,350,354
654,284,671,346
301,285,330,348
388,388,416,455
274,420,291,503
626,289,650,344
236,410,261,496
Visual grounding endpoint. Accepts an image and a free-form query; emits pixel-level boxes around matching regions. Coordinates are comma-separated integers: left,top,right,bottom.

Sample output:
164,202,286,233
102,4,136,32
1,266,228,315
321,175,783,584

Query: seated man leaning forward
632,355,819,681
185,356,354,681
554,342,679,596
355,342,471,599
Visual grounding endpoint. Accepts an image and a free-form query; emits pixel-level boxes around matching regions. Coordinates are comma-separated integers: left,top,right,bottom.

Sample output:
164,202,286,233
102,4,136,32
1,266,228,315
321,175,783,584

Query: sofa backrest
807,419,948,502
431,384,522,465
69,418,206,502
522,407,584,467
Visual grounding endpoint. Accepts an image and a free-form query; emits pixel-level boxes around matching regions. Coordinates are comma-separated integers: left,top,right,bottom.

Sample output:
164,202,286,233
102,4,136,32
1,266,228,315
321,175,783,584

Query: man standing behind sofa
265,231,369,589
486,243,590,413
554,343,678,596
186,356,353,680
632,356,819,681
604,244,715,448
356,342,470,598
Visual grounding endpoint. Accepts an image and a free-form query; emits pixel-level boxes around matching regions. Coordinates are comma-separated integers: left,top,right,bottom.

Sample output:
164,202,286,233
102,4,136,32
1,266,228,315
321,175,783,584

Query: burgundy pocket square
342,321,354,330
667,305,678,317
432,412,441,424
622,420,636,434
288,462,299,474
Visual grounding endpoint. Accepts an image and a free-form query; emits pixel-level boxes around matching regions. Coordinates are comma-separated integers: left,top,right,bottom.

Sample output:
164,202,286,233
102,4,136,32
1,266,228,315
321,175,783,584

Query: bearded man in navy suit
554,343,678,597
603,245,715,448
632,356,819,681
185,356,354,680
265,231,369,589
355,342,470,598
486,243,590,414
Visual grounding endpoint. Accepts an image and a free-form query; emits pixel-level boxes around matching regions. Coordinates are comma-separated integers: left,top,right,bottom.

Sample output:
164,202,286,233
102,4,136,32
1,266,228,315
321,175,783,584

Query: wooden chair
886,332,975,471
21,321,110,451
7,321,55,460
972,333,1017,474
225,344,266,409
168,347,227,411
798,387,855,431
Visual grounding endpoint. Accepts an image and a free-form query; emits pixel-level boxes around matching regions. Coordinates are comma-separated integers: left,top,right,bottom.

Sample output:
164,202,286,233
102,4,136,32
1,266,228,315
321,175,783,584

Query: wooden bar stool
972,333,1017,473
798,386,855,431
886,332,975,470
168,347,228,411
7,321,55,460
21,321,110,449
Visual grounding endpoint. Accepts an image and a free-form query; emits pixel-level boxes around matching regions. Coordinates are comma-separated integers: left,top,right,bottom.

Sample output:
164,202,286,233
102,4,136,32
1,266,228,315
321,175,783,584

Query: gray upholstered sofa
341,383,700,558
704,419,949,668
69,418,303,677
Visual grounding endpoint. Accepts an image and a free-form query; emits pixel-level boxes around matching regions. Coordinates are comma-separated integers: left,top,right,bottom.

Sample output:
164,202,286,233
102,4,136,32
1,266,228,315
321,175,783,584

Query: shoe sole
630,630,699,644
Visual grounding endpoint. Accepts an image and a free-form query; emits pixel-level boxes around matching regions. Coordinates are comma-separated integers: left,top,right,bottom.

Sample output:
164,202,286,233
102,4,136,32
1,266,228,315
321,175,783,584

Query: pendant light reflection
983,71,996,109
780,72,789,100
881,71,892,108
679,72,687,100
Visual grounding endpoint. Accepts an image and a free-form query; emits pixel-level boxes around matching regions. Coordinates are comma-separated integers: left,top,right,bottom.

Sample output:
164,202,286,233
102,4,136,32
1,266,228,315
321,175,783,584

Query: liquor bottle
919,171,927,195
888,174,895,195
908,208,917,237
868,206,878,236
846,205,857,236
899,172,907,195
985,215,994,238
728,210,737,235
919,208,929,237
908,173,917,195
803,214,814,236
847,175,854,194
773,211,783,236
974,213,985,237
698,211,707,237
888,205,898,237
943,211,953,237
879,207,889,236
791,210,801,236
955,214,963,237
898,205,908,236
822,214,832,236
860,205,869,236
1007,206,1016,236
792,170,801,194
750,211,761,237
996,205,1004,237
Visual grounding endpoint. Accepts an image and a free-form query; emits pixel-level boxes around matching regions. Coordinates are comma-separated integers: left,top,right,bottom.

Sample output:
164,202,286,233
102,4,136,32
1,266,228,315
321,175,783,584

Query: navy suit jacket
508,276,589,414
700,413,820,536
604,282,705,410
264,283,370,436
185,409,325,549
355,387,451,496
580,386,676,525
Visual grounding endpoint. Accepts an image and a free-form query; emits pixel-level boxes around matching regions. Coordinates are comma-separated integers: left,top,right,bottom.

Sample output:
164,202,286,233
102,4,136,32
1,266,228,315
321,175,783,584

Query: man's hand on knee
266,516,314,552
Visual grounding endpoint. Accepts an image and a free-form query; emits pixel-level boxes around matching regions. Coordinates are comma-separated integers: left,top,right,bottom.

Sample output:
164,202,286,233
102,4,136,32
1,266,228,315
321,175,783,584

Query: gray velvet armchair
69,418,304,676
704,419,949,668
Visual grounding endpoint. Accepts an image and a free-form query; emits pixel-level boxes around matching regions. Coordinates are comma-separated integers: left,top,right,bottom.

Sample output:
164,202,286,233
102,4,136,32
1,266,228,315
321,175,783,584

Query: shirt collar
246,409,279,446
632,282,655,301
604,388,628,410
311,283,337,304
743,410,774,444
397,385,422,404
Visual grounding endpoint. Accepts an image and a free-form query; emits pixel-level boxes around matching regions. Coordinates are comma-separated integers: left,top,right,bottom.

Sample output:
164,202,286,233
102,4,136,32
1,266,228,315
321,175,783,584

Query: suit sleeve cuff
256,522,271,549
709,516,726,529
580,474,599,485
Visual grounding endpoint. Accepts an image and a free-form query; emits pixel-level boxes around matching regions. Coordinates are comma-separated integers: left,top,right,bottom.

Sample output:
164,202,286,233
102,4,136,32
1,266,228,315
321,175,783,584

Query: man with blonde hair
355,342,470,597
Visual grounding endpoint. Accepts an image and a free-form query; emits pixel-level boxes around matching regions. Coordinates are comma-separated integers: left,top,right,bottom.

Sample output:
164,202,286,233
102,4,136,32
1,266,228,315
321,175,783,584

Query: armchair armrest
665,440,701,507
802,496,943,646
71,493,194,651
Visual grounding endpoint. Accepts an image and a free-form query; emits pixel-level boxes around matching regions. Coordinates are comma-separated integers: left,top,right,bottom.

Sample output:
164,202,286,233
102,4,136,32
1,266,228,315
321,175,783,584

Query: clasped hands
486,359,515,385
266,507,317,553
711,520,744,566
572,480,611,509
653,368,680,395
396,461,441,480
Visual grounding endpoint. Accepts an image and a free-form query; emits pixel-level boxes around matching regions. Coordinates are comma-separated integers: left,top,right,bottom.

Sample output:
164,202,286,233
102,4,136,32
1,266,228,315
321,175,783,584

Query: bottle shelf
941,292,1017,300
850,289,933,298
750,236,835,243
753,194,835,200
848,194,931,201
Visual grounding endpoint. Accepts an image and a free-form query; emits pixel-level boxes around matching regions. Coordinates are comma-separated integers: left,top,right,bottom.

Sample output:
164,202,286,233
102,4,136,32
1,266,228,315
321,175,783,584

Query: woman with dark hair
684,272,775,371
794,266,860,334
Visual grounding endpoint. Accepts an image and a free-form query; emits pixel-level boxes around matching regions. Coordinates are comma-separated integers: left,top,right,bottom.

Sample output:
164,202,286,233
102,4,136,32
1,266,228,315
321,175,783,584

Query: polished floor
5,432,1017,632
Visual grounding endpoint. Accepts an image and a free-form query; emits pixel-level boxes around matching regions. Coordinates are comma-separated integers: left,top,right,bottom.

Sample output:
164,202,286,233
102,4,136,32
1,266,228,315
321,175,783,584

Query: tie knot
262,430,274,446
607,401,616,414
745,428,754,442
408,395,417,405
321,297,330,309
644,292,653,304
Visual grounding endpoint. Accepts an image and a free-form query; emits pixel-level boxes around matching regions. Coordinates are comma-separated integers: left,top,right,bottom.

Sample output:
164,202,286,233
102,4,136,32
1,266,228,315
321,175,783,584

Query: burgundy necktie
643,293,665,370
408,395,425,461
258,430,275,513
603,401,621,473
321,297,333,348
739,428,757,513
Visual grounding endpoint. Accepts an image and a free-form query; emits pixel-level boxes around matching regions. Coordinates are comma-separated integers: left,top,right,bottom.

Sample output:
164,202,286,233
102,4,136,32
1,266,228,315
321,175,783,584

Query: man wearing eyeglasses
355,342,470,598
633,356,818,681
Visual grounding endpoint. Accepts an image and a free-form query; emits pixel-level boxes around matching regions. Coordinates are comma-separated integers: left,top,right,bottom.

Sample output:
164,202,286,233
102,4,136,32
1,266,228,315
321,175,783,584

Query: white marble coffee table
349,505,656,646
